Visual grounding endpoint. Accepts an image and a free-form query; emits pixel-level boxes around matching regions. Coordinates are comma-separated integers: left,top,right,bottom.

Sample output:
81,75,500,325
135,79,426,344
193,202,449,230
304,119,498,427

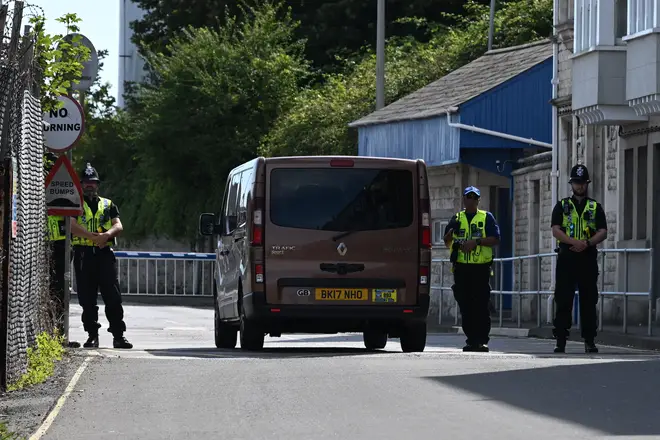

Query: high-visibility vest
558,197,597,245
71,197,116,247
47,215,65,241
451,209,493,264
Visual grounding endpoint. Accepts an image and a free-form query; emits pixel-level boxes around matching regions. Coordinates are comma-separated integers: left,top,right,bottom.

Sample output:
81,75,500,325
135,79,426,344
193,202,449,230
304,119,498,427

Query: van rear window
269,168,414,231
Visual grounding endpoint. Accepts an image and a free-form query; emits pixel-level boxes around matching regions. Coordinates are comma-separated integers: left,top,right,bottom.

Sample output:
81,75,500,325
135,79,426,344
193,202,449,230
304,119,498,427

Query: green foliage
7,331,65,392
29,13,91,112
99,0,309,240
260,0,552,158
0,423,23,440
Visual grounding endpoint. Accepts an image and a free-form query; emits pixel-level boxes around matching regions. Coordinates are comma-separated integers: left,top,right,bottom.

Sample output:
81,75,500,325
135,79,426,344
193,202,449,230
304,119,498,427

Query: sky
25,0,120,102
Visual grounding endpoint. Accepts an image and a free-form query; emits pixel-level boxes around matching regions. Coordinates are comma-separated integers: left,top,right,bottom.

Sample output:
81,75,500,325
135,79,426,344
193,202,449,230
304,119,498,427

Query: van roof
262,155,421,165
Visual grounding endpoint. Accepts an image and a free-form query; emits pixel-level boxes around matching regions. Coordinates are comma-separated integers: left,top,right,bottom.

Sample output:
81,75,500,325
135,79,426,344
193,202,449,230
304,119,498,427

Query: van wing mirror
199,213,216,236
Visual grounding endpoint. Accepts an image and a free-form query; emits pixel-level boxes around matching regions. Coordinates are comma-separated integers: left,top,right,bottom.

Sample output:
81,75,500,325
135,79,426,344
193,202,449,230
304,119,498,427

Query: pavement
12,304,660,439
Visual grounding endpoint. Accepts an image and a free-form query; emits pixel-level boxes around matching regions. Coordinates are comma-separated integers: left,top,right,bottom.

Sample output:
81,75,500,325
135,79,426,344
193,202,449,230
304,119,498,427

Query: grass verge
0,421,23,439
7,330,65,392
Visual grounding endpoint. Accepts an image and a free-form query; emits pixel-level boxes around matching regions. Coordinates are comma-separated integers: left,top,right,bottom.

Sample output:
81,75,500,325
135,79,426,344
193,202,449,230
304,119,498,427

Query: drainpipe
445,109,553,149
548,0,560,323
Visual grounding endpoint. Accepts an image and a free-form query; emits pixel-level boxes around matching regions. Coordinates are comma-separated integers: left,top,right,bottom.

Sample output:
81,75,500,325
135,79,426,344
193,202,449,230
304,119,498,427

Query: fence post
648,251,654,336
438,260,444,326
517,258,522,328
623,249,628,334
599,250,605,331
536,255,542,328
498,259,503,327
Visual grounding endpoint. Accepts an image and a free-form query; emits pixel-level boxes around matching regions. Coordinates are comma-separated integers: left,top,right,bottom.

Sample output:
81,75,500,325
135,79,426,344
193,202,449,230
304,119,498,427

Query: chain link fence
0,1,54,390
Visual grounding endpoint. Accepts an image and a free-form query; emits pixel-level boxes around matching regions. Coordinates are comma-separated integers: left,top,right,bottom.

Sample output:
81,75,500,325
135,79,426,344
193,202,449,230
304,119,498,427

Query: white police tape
113,251,216,260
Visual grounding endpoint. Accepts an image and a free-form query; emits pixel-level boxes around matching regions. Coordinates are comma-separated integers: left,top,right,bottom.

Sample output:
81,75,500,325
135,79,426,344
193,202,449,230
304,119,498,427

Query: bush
7,331,65,391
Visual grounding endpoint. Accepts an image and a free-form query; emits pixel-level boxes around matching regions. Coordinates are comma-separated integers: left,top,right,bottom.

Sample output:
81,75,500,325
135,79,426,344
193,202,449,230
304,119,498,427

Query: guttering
550,0,559,296
445,109,552,149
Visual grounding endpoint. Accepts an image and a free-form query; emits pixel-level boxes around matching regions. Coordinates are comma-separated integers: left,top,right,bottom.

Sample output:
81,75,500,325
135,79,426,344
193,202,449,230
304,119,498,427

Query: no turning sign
43,95,85,152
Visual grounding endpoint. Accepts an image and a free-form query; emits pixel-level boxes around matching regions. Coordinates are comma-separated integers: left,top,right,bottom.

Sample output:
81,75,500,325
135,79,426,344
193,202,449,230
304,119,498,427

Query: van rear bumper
243,292,430,324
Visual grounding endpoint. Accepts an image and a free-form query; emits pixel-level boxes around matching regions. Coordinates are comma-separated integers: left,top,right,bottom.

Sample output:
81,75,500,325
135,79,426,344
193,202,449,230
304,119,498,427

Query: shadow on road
423,358,660,436
143,346,390,359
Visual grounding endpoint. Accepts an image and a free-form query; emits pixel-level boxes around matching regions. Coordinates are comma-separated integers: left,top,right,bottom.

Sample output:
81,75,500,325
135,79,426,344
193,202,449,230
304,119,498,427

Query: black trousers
73,246,126,337
553,253,599,340
452,262,492,345
49,240,66,323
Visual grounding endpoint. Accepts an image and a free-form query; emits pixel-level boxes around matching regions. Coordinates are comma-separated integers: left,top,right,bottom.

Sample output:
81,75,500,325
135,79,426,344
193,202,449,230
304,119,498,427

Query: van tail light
419,265,429,285
255,264,264,283
330,159,354,167
251,197,264,246
420,197,431,249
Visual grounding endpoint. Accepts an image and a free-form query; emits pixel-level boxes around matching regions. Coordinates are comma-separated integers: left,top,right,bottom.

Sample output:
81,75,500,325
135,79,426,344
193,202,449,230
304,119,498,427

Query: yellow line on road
29,356,94,440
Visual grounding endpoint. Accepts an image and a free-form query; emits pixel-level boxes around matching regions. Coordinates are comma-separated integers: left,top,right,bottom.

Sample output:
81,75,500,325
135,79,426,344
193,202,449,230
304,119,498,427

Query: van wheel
400,321,427,353
214,302,238,349
363,329,387,350
239,304,264,351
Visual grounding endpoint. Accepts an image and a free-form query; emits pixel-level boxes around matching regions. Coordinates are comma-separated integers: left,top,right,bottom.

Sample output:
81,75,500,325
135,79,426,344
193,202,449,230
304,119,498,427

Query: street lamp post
488,0,496,51
376,0,385,110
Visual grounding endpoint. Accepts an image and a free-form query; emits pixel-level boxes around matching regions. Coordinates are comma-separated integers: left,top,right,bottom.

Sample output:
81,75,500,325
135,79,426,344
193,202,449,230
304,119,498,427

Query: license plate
314,288,368,301
372,289,397,303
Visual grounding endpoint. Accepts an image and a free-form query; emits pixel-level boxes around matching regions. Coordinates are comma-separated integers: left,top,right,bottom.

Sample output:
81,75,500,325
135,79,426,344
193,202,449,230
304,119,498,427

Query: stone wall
511,153,555,322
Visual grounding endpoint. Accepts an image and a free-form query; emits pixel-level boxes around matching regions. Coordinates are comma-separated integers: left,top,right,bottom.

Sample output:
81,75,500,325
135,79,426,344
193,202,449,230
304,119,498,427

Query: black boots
463,344,489,352
554,337,599,353
83,334,99,348
82,334,133,349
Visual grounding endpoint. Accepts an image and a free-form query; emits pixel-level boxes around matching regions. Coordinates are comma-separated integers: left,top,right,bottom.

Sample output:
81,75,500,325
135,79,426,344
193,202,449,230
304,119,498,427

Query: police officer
44,153,67,325
70,163,132,349
443,186,501,352
551,164,607,354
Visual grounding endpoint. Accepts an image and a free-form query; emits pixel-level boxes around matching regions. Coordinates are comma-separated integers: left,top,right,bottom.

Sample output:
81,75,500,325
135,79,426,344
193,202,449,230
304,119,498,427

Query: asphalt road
38,304,660,440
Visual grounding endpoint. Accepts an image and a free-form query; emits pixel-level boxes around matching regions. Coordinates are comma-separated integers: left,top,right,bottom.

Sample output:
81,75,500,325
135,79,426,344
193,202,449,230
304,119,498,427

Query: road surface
38,304,660,439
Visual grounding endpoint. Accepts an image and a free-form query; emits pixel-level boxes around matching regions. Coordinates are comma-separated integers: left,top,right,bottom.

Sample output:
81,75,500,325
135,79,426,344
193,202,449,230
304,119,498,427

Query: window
627,0,656,36
623,144,649,240
269,168,414,231
432,219,449,245
574,0,623,53
222,171,242,234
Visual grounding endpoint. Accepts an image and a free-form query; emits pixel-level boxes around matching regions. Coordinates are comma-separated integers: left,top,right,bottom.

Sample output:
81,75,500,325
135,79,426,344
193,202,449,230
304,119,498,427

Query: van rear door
264,158,419,306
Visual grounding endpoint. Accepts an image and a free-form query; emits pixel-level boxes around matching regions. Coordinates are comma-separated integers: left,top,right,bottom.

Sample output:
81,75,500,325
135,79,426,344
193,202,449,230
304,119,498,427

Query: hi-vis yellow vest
47,215,65,241
451,210,493,264
72,197,115,247
558,197,597,245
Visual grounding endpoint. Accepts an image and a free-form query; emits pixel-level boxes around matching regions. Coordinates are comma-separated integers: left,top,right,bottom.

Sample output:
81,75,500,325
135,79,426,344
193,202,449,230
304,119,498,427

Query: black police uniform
72,164,132,349
550,164,606,353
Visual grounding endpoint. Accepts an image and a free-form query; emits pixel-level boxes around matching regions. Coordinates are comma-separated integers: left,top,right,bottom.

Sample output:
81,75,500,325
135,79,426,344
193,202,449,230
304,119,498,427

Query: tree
116,0,309,241
260,0,552,157
29,13,90,112
129,0,492,74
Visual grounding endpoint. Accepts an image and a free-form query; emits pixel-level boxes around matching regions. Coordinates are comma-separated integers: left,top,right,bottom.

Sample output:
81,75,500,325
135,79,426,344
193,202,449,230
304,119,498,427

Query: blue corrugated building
348,39,553,315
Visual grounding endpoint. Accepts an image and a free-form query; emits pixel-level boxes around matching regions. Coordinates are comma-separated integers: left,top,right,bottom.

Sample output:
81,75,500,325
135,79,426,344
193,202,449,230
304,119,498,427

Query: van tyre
214,300,238,349
363,329,387,350
239,304,264,351
400,321,427,353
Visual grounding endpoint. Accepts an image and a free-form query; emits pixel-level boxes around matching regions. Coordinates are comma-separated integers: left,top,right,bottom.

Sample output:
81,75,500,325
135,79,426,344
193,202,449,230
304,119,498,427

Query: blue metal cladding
459,148,525,176
458,58,553,150
357,116,460,166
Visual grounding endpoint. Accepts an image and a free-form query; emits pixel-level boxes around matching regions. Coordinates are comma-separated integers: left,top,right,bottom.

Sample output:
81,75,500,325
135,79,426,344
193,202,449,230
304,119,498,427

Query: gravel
0,349,88,439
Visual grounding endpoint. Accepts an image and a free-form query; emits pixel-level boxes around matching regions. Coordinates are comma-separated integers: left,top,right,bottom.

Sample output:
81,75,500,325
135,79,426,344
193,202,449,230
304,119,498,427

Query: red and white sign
43,95,85,153
45,155,83,216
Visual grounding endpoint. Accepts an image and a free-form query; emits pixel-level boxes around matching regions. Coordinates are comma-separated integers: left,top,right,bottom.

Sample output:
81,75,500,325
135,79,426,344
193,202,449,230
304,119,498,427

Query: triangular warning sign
45,155,83,216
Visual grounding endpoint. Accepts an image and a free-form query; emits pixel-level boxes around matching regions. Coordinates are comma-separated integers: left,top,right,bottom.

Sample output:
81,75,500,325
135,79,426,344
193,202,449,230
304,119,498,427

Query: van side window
224,171,242,234
237,169,253,226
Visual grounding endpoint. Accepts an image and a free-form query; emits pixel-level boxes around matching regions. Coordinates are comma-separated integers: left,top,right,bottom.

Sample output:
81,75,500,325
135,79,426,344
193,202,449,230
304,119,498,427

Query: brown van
199,156,431,352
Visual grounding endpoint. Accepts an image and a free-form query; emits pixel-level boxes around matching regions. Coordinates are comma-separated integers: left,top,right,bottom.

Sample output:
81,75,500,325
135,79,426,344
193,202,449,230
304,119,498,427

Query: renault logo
337,242,347,256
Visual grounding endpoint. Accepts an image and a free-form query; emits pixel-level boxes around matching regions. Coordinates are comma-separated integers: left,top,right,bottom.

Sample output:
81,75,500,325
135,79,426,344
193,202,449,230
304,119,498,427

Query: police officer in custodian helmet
550,164,607,353
70,163,132,349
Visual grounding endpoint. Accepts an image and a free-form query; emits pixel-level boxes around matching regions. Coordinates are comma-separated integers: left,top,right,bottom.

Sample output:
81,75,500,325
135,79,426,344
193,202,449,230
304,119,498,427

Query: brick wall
557,24,574,99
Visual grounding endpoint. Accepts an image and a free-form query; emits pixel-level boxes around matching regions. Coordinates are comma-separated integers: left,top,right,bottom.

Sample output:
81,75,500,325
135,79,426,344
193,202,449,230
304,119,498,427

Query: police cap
81,162,100,182
569,164,590,183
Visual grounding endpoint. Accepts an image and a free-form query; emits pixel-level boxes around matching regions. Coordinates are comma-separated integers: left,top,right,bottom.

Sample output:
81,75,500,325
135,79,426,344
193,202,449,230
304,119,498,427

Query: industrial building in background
118,0,148,108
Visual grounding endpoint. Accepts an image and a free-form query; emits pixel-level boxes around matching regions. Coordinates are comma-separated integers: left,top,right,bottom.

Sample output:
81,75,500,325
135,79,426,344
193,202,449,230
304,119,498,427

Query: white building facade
118,0,148,108
512,0,660,327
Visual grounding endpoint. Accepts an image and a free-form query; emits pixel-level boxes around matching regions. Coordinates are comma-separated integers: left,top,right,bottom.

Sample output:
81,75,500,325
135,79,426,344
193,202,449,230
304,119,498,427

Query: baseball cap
463,186,480,197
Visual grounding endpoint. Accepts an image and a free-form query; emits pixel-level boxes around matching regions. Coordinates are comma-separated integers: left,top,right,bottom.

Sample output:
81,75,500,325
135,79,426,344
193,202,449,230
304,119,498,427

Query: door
218,171,242,319
264,161,419,306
